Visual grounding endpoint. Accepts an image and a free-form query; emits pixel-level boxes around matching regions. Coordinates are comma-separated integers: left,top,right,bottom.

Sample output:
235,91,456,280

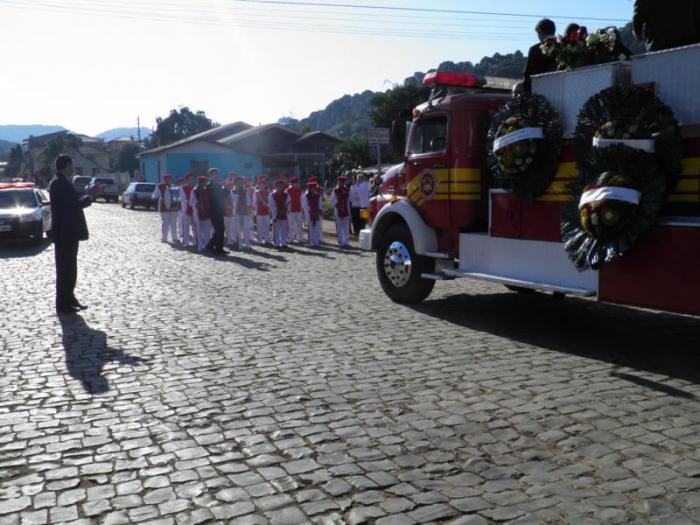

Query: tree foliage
39,134,83,174
145,107,218,149
332,137,373,172
4,144,24,178
115,142,140,176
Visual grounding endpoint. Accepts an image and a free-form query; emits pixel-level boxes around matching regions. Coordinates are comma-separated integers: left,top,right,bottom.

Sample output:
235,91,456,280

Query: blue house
138,122,294,183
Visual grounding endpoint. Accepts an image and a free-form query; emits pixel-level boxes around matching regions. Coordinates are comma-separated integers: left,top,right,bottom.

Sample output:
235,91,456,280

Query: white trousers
288,212,303,242
195,220,212,252
160,212,177,242
256,215,270,244
236,215,251,248
273,220,288,247
179,214,194,246
307,219,322,246
224,216,237,246
335,216,350,247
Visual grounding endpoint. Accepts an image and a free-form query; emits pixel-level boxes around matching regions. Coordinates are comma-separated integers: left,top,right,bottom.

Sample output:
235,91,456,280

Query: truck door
404,113,451,229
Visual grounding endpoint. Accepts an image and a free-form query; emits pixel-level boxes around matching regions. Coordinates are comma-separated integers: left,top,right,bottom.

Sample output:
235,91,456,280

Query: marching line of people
151,170,356,252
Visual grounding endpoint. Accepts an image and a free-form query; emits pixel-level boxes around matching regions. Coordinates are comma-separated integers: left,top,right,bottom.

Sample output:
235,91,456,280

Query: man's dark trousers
55,240,79,309
210,216,225,251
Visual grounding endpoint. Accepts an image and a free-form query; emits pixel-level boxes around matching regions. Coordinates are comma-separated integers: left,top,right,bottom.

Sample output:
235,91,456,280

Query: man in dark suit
205,168,227,255
633,0,700,51
49,155,103,314
522,18,557,93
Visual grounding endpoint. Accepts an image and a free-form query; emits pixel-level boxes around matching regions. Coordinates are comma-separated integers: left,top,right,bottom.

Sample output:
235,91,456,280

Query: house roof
296,131,340,144
140,121,252,155
217,123,301,146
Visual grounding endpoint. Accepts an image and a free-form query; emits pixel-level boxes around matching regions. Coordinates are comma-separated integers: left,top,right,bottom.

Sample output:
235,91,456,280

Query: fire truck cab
362,54,700,317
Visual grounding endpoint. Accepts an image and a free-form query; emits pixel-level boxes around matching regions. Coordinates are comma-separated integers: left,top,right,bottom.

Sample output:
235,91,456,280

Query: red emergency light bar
0,182,35,190
423,71,482,88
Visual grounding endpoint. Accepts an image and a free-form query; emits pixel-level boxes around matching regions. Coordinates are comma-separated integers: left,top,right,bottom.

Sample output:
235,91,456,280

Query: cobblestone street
2,203,700,524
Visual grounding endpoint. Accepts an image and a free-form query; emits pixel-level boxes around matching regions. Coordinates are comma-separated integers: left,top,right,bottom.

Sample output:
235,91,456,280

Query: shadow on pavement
280,245,334,259
412,291,700,396
318,243,365,256
59,314,146,394
0,240,50,258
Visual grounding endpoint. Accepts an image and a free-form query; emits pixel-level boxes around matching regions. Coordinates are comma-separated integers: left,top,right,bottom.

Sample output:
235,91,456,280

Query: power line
229,0,630,23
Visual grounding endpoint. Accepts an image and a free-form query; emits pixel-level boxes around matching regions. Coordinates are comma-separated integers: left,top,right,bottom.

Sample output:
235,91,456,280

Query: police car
0,182,52,244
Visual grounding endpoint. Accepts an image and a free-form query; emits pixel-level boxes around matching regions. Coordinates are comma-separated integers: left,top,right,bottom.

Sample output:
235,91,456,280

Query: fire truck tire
377,225,435,304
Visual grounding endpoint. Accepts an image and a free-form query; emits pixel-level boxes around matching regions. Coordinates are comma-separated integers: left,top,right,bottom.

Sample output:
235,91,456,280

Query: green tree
39,134,83,175
333,137,373,175
115,142,140,176
5,144,24,178
145,107,218,149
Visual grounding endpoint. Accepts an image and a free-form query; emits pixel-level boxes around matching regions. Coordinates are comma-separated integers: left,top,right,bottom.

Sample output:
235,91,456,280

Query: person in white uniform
232,176,252,249
189,176,212,252
178,173,196,247
268,179,290,248
302,178,323,247
152,174,178,242
331,176,352,248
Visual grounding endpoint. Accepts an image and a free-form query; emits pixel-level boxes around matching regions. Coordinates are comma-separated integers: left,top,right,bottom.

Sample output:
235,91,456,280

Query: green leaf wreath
488,93,563,202
561,144,666,270
574,84,682,192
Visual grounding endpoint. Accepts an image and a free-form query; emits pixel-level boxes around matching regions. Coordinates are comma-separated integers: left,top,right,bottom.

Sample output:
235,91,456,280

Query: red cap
163,174,173,180
275,179,286,187
337,176,347,182
185,173,194,179
198,176,208,182
307,180,318,187
290,176,299,183
228,172,237,180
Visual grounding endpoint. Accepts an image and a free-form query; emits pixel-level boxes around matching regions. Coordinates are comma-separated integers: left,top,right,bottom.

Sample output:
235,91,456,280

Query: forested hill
280,22,641,138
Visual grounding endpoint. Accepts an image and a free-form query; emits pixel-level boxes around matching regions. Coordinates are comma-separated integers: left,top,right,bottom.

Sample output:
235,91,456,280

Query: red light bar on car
0,182,35,190
423,71,482,88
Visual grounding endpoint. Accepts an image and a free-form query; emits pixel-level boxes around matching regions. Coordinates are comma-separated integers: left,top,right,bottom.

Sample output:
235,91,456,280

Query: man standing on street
269,179,290,248
332,175,352,248
178,173,195,247
205,168,227,255
522,18,557,93
286,176,304,243
302,179,323,247
189,176,212,252
49,154,104,314
254,175,271,245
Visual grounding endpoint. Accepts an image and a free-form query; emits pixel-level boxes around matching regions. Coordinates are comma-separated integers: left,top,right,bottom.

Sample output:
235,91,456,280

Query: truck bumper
359,228,373,250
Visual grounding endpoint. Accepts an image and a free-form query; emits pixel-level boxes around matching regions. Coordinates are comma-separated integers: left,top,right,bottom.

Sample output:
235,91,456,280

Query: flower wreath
562,145,666,270
488,93,563,202
541,26,630,71
574,84,682,191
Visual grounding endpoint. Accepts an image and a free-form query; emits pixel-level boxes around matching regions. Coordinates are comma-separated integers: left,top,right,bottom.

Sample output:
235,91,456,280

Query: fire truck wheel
377,225,435,304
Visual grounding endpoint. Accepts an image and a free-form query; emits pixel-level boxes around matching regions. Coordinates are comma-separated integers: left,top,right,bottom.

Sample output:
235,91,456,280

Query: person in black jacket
522,18,557,93
633,0,700,51
205,168,227,255
49,155,104,314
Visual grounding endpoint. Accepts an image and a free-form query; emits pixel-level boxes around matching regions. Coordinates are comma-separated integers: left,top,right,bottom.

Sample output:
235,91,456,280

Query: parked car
0,182,51,244
71,175,91,194
122,182,157,210
87,177,119,203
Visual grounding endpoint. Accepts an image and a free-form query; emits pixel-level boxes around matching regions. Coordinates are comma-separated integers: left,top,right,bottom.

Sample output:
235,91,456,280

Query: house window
191,160,209,176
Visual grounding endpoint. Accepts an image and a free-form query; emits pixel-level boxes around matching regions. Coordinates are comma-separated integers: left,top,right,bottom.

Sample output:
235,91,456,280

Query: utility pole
137,116,141,149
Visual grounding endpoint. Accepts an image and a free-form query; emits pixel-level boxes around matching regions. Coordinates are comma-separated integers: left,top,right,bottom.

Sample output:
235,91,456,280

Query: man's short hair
536,18,556,37
55,154,73,172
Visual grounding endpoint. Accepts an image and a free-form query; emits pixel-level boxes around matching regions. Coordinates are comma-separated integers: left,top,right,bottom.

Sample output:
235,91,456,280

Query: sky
0,0,635,136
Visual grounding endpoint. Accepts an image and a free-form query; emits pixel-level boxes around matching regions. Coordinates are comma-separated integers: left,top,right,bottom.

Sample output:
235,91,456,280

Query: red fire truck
361,58,700,317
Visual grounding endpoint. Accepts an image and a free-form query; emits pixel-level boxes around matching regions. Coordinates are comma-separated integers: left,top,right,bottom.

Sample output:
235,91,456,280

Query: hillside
0,139,16,156
0,125,65,143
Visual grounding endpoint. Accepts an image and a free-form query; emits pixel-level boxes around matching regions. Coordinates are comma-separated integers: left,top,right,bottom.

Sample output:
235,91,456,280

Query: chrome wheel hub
384,241,412,288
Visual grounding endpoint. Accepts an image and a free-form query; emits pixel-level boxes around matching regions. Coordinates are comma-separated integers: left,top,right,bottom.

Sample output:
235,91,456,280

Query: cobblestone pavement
1,203,700,525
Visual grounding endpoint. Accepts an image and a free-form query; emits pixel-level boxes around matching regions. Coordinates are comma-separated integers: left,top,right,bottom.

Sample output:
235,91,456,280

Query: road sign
368,127,390,145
